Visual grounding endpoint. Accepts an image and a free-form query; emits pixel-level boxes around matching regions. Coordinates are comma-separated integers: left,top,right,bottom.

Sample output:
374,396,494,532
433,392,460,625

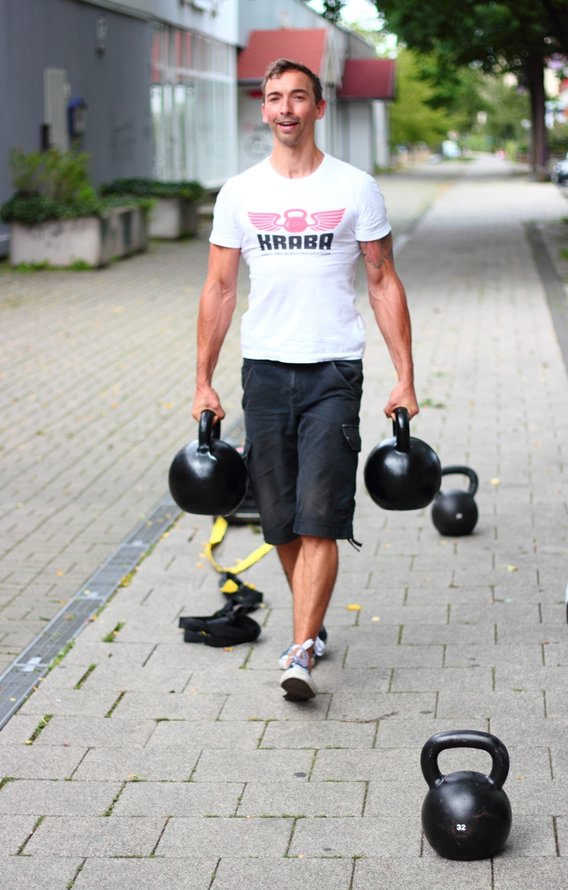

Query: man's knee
299,534,338,552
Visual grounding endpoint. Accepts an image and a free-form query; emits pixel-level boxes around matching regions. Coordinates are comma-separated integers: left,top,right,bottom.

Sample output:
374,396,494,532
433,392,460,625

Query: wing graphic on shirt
247,209,345,233
247,212,282,231
309,209,345,232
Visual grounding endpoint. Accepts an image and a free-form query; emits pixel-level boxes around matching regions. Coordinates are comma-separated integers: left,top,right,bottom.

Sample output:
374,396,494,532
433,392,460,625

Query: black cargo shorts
241,359,363,545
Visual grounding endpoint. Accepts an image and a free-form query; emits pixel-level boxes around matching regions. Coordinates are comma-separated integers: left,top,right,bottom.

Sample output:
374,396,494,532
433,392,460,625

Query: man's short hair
261,58,324,104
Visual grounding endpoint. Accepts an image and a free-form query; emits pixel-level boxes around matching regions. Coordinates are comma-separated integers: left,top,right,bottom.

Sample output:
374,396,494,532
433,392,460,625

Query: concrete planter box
149,197,199,239
9,205,148,268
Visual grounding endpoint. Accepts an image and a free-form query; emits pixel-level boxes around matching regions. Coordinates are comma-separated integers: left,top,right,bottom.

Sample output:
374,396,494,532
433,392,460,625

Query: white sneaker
280,639,317,700
278,627,327,670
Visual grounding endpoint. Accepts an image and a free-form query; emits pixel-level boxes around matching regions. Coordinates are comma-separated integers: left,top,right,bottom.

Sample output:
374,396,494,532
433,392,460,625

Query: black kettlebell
364,407,442,510
168,410,248,516
431,465,479,536
421,730,512,861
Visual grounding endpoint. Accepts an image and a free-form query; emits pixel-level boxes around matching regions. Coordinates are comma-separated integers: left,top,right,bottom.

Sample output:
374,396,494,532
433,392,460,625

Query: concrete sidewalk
1,156,568,889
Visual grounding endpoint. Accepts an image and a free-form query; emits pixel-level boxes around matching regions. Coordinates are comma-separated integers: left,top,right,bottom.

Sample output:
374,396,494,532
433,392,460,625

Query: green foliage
373,1,566,72
101,178,206,202
8,147,96,202
458,72,531,160
0,191,149,226
338,3,484,142
373,0,566,171
412,55,485,135
2,147,101,223
1,193,103,225
1,148,151,225
389,49,455,149
320,0,346,23
9,259,95,272
99,193,155,214
480,76,530,146
549,123,568,157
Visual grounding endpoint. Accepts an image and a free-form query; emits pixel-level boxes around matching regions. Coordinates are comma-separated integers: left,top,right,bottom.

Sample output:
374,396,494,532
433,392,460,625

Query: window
151,25,237,187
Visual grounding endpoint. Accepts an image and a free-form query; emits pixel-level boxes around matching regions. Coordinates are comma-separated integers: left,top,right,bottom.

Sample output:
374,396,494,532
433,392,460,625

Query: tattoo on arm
360,233,394,270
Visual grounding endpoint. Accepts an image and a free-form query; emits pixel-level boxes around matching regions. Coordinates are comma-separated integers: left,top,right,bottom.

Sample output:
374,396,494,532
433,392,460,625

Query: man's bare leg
277,535,338,665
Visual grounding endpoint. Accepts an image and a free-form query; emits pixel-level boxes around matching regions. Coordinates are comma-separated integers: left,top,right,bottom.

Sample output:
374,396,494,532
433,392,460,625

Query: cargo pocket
340,425,363,549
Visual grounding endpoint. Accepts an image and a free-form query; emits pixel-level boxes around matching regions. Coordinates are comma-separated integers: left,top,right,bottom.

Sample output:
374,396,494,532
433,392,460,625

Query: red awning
337,59,396,101
238,29,328,83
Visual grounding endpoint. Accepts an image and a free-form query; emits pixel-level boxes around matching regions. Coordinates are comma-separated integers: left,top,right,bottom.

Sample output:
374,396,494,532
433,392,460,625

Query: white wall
345,103,373,173
373,101,390,169
238,0,334,47
76,0,238,43
238,89,272,170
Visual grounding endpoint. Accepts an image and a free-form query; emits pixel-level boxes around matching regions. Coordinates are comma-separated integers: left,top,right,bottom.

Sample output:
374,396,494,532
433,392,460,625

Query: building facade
0,0,395,252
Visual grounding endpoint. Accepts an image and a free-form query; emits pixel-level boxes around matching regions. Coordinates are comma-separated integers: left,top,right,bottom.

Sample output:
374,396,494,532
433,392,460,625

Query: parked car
551,156,568,185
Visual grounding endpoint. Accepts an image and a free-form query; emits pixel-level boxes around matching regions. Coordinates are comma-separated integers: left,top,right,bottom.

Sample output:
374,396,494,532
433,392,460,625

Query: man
192,58,419,701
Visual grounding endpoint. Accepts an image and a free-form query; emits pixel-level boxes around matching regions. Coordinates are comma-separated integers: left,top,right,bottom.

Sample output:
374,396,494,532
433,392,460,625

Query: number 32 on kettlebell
421,729,512,861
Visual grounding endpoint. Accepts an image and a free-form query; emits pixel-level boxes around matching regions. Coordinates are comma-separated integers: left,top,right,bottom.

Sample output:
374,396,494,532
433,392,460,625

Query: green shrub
101,177,206,202
8,147,97,202
1,193,104,225
549,124,568,158
1,148,150,225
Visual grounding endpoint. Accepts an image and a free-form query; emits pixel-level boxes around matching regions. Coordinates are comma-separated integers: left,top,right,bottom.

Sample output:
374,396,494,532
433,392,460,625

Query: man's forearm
195,280,236,387
370,275,414,384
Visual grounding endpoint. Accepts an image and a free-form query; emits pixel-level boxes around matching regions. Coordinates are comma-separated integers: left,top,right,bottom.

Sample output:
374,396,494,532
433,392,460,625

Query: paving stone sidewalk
0,165,450,671
1,156,568,889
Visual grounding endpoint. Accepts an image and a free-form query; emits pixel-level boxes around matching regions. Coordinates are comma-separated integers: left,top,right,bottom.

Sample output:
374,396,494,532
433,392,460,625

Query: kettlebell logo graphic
248,208,345,232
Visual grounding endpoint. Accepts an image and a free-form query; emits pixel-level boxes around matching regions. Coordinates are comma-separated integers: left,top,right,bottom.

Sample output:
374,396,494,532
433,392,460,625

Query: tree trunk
525,50,547,180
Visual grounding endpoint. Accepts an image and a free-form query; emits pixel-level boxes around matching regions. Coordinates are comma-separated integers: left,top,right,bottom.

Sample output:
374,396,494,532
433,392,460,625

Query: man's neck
269,145,324,179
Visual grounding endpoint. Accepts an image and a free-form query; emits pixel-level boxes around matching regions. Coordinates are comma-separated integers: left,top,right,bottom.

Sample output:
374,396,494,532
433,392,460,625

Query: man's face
261,70,326,148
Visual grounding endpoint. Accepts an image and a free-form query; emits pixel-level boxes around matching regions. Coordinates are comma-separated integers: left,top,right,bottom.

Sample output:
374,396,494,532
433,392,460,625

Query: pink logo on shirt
248,208,345,234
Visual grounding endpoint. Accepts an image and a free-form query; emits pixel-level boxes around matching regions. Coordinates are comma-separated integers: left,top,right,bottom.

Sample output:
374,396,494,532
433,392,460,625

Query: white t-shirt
209,153,391,362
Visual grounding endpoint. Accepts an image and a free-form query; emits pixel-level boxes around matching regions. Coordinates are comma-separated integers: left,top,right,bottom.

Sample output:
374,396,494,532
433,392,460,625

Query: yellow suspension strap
203,516,273,596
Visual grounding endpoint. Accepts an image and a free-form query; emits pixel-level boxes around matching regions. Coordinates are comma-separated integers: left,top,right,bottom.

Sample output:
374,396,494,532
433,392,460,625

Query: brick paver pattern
0,156,567,889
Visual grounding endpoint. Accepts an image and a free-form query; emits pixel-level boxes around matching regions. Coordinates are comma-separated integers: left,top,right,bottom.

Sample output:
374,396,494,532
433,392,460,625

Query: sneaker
278,626,327,670
316,626,328,656
280,639,317,700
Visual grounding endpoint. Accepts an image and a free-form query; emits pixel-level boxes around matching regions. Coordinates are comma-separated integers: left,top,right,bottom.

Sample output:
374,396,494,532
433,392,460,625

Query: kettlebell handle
198,410,221,453
421,730,509,790
441,465,478,497
392,406,410,453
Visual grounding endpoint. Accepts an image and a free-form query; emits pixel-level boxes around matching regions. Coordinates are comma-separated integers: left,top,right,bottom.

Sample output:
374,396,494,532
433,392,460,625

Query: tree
411,55,485,137
373,0,568,177
314,1,346,23
479,76,530,151
335,4,485,144
389,49,459,150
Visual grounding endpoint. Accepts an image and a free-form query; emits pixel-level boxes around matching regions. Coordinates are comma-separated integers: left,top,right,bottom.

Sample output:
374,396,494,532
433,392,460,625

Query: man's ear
315,99,327,120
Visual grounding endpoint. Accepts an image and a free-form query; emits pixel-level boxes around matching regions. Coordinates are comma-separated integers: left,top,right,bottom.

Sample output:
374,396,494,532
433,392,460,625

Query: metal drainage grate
0,495,180,730
0,415,247,731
